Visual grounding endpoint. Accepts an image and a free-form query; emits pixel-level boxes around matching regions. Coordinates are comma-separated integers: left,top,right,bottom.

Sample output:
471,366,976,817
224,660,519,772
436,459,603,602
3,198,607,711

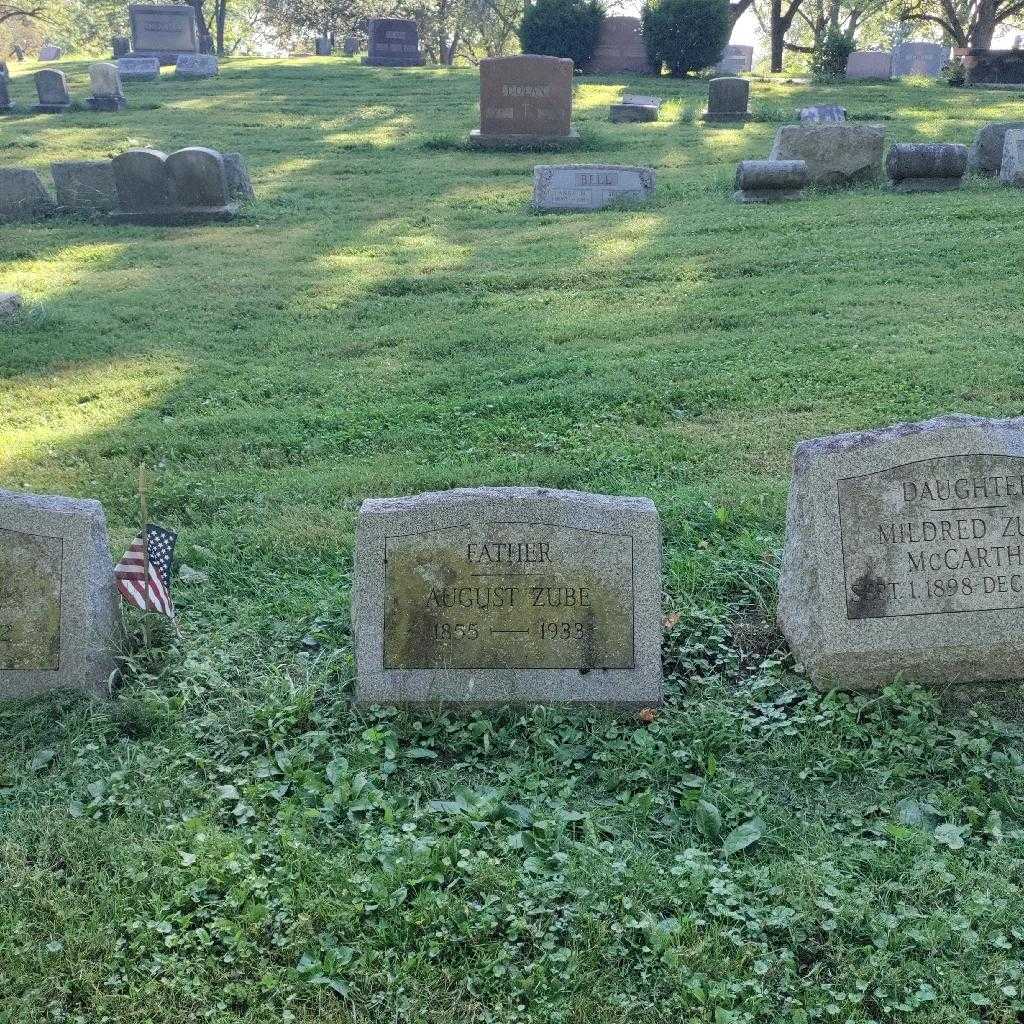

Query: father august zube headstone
352,487,663,706
779,414,1024,689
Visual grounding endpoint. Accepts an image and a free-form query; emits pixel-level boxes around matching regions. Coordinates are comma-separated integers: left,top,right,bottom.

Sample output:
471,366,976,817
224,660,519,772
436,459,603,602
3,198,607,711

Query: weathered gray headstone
999,128,1024,185
769,123,885,184
968,121,1024,174
779,415,1024,690
343,35,361,56
532,164,655,211
223,152,255,201
0,293,21,318
129,3,199,63
891,41,949,77
38,44,62,61
470,55,576,148
118,56,160,81
715,44,754,73
363,18,424,66
610,94,661,123
111,148,174,215
703,76,750,123
0,61,12,112
165,146,234,215
87,62,126,111
315,36,332,56
32,68,71,113
0,168,56,222
112,35,131,58
798,104,846,123
886,142,967,191
52,160,117,212
352,487,663,706
586,16,654,75
0,490,121,700
175,53,218,78
733,159,808,203
846,50,892,79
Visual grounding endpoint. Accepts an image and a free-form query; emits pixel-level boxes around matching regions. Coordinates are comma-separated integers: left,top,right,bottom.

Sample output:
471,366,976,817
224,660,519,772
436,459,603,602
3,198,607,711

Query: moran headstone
769,123,885,184
129,3,199,63
175,53,218,78
87,62,126,111
470,54,576,148
891,41,949,77
52,160,117,213
1000,128,1024,185
733,159,808,203
886,142,967,192
610,93,661,123
715,44,754,73
586,16,654,75
0,168,56,222
118,56,160,81
703,76,750,123
532,164,655,211
352,487,663,706
798,104,846,123
846,50,892,79
0,490,121,700
968,121,1024,174
32,68,71,113
363,18,424,67
779,415,1024,690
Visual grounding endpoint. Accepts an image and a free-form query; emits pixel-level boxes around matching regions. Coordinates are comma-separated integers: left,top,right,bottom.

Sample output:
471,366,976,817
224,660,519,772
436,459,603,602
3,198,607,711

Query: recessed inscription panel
383,522,634,670
0,528,62,671
839,454,1024,619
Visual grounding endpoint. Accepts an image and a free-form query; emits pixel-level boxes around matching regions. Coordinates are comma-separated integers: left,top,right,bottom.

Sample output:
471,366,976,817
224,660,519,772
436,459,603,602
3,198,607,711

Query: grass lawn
2,55,1024,1023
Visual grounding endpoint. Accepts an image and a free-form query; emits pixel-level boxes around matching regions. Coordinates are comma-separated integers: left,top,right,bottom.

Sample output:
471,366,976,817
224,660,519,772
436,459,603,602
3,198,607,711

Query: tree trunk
771,0,784,71
969,0,999,48
191,0,214,53
215,0,226,55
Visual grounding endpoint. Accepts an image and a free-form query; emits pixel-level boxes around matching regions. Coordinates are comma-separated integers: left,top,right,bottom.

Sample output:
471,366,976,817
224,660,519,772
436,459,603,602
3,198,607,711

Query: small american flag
115,524,177,617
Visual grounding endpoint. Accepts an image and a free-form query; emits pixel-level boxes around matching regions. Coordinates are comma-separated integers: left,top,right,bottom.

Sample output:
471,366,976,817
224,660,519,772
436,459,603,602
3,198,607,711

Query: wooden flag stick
139,462,150,647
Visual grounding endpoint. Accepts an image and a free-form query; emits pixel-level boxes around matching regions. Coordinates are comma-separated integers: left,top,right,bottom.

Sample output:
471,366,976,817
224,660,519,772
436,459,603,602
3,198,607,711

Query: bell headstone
779,415,1024,690
968,121,1024,174
352,487,663,707
733,159,808,203
846,50,892,79
715,44,754,73
0,168,56,222
703,76,750,123
586,16,654,75
798,104,846,123
363,18,424,67
129,3,199,63
886,142,967,192
88,62,126,111
470,54,576,148
0,490,121,700
891,41,949,77
52,160,118,212
117,56,160,81
32,68,72,113
769,123,885,184
175,53,218,78
532,164,655,211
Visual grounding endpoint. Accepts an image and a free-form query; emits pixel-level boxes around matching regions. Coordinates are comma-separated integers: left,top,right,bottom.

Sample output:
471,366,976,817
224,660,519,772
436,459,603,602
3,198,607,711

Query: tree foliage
899,0,1024,47
519,0,605,67
642,0,731,75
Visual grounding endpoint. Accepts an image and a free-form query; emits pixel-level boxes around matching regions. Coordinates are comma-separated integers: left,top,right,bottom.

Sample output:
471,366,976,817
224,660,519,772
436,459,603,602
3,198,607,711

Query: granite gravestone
0,293,21,319
533,164,655,211
586,16,654,75
0,490,120,700
129,3,199,63
112,35,131,57
363,18,424,66
715,44,754,73
779,415,1024,690
0,61,12,112
769,123,885,184
223,152,255,201
846,50,892,79
175,54,218,78
891,41,949,77
968,121,1024,174
703,76,750,123
1000,128,1024,185
52,160,117,212
886,142,967,192
798,104,846,123
315,36,332,56
610,93,660,123
88,62,126,111
38,44,62,61
352,487,663,706
343,35,361,56
0,168,56,222
33,68,71,113
470,55,576,148
118,56,160,81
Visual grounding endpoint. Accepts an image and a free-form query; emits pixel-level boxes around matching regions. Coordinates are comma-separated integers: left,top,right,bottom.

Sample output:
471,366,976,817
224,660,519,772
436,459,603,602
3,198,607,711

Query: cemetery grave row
5,416,1024,704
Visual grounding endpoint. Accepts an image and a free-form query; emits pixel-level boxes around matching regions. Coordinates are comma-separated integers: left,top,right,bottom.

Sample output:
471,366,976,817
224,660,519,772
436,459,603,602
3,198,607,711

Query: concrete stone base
610,103,658,123
888,177,963,192
108,203,238,225
362,56,424,67
732,188,804,203
87,95,126,111
702,112,750,125
468,127,579,150
31,103,71,114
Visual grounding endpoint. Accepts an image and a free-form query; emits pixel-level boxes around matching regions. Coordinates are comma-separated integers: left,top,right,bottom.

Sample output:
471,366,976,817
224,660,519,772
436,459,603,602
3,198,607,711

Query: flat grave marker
532,164,655,210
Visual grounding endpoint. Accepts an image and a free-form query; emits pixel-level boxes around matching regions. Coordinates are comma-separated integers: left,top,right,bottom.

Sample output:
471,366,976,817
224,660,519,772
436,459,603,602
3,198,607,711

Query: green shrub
641,0,731,77
812,28,855,81
943,55,967,86
519,0,605,69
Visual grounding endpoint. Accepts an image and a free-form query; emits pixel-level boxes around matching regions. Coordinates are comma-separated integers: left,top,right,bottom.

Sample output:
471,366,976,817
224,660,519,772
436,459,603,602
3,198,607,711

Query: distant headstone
32,68,71,113
779,414,1024,690
769,123,885,184
703,76,750,123
968,121,1024,174
0,292,21,318
0,168,56,222
343,35,361,56
586,16,654,75
886,142,967,191
892,41,949,77
733,159,808,203
315,36,332,56
999,128,1024,185
715,44,754,73
129,3,199,63
87,62,126,111
798,104,846,123
38,44,62,61
175,53,218,78
110,146,238,224
0,490,121,700
470,55,576,149
118,56,160,81
0,61,12,112
112,35,131,58
363,18,424,67
846,50,892,79
533,164,655,211
52,160,117,212
352,487,663,706
610,94,660,123
223,152,254,201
